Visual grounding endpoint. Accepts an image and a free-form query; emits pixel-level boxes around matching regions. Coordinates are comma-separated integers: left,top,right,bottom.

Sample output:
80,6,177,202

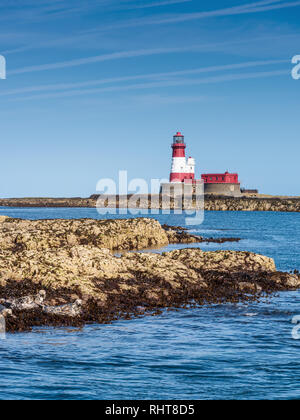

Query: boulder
267,272,300,288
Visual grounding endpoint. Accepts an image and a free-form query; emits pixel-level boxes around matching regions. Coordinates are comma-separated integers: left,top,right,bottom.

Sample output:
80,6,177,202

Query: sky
0,0,300,197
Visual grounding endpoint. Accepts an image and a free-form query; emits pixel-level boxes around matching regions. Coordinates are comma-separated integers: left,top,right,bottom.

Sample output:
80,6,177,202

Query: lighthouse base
160,182,241,197
204,183,241,197
160,183,195,197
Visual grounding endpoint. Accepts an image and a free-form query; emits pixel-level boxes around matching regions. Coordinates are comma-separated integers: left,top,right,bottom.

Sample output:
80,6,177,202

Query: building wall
160,182,240,197
204,183,241,197
160,183,194,196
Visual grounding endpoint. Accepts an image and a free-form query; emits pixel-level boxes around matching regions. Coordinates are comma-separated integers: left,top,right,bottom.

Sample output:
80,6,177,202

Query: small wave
189,229,228,234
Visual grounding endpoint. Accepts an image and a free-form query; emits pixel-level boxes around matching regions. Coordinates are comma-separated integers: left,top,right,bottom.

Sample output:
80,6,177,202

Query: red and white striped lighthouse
170,132,195,183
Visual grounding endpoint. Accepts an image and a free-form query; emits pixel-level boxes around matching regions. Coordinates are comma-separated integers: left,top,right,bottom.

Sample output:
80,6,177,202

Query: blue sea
0,208,299,400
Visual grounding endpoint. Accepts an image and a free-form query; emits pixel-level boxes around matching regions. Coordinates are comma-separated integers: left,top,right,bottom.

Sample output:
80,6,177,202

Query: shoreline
0,194,300,212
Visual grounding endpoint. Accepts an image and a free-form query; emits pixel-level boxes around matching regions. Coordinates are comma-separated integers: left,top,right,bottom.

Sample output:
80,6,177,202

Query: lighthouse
160,130,242,197
170,132,195,183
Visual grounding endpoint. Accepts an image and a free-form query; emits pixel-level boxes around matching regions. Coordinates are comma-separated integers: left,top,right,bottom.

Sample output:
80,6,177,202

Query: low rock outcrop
0,216,298,332
0,217,169,252
0,195,300,212
163,225,241,244
166,249,276,272
203,196,300,212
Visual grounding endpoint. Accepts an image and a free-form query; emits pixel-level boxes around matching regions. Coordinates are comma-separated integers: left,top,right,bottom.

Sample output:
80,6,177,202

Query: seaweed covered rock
0,217,169,252
166,249,276,273
162,225,202,244
0,246,205,304
0,246,124,302
0,216,298,333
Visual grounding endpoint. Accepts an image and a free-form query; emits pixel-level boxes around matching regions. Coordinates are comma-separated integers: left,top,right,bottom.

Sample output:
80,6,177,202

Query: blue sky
0,0,299,197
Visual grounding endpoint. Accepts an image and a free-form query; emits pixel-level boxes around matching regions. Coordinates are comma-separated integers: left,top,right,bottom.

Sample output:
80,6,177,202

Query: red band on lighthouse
172,143,186,158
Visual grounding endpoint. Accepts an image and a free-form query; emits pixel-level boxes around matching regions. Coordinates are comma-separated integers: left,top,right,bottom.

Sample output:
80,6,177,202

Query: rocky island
0,194,300,212
0,216,299,333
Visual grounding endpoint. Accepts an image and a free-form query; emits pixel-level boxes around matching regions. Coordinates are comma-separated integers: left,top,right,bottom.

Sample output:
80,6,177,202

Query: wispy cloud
159,0,300,24
9,46,199,75
2,1,299,59
133,93,209,104
0,0,112,20
9,34,293,76
10,68,289,101
2,59,288,96
85,0,300,32
0,0,190,23
120,0,193,9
